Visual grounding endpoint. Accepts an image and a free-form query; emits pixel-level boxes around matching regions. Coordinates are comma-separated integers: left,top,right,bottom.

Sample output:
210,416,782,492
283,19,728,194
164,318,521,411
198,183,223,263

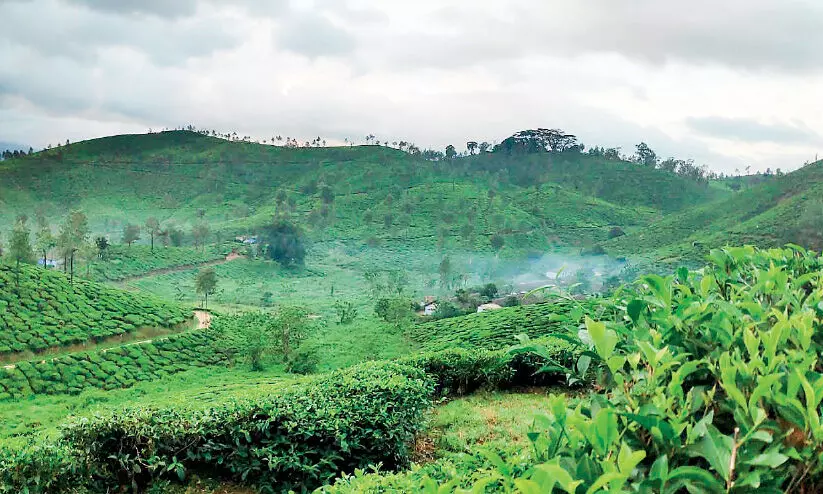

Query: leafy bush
351,245,823,492
0,264,190,358
0,328,227,400
58,362,432,492
408,298,607,351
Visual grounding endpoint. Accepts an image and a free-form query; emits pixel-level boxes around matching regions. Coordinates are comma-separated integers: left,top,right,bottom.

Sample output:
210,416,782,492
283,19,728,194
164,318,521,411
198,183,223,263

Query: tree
58,210,89,284
634,142,658,168
273,306,312,361
439,256,452,289
493,128,578,154
479,141,491,153
445,145,457,159
195,268,218,309
333,300,358,325
34,222,56,268
145,217,161,252
480,283,498,300
466,141,478,155
262,219,306,267
8,220,34,287
318,183,334,205
168,227,184,247
122,224,140,247
192,223,209,251
490,234,505,255
95,236,110,259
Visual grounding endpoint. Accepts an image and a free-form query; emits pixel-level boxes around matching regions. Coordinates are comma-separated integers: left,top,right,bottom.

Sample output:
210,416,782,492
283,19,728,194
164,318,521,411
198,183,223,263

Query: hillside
0,131,725,253
607,160,823,267
0,263,191,360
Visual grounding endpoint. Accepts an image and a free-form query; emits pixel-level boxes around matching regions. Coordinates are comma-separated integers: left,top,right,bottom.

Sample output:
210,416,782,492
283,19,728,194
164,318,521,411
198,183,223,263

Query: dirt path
194,310,212,329
1,310,213,371
114,252,245,284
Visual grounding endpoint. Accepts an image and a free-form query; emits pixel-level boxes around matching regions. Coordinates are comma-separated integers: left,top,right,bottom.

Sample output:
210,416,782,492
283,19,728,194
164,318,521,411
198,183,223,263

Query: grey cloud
0,0,239,65
276,12,356,58
63,0,199,18
686,117,823,145
372,0,823,72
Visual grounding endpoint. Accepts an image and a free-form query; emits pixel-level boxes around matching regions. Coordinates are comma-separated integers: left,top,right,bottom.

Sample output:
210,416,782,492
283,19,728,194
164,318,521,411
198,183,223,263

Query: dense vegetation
0,130,726,254
608,160,823,268
325,245,823,492
0,327,226,400
408,298,607,351
88,245,223,282
4,130,823,493
0,264,190,358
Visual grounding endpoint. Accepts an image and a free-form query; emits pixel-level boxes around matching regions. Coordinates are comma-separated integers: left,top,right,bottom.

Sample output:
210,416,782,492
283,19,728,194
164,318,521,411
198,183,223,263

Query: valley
1,131,822,493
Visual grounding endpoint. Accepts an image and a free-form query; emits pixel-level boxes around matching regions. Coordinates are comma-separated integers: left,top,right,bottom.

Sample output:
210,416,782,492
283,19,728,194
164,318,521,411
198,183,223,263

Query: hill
607,160,823,267
0,263,191,360
0,131,726,253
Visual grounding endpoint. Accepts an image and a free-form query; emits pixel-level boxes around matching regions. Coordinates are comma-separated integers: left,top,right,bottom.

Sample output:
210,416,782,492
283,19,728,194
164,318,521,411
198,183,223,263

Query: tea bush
333,245,823,492
407,298,607,351
0,264,190,357
53,361,432,493
89,245,223,282
0,328,228,399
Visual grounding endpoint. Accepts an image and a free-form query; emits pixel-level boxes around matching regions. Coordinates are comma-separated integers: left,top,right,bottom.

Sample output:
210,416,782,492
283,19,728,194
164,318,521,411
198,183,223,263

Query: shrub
60,362,433,492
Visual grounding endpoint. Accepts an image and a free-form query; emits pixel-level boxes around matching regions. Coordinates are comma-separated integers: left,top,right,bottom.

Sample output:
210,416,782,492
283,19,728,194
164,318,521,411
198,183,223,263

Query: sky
1,0,822,173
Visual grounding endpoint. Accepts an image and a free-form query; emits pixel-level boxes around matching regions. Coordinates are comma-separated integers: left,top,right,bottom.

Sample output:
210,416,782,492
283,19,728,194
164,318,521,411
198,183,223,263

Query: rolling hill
0,131,726,253
606,160,823,268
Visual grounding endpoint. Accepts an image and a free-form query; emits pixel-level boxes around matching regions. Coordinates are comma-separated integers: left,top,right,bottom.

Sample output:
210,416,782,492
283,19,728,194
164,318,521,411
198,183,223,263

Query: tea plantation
89,245,224,282
0,328,227,399
0,264,191,358
407,297,608,351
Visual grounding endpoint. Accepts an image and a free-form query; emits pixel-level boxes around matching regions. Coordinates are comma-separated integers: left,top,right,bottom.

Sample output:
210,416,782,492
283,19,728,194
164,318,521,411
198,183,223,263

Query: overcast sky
1,0,822,173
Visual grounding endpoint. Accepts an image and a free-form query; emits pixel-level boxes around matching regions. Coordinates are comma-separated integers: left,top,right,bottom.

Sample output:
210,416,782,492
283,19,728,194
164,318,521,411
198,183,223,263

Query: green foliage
88,244,222,282
285,345,320,375
46,362,433,492
362,245,823,492
262,219,307,267
0,263,189,359
408,298,606,352
0,327,227,400
194,267,218,309
333,299,358,325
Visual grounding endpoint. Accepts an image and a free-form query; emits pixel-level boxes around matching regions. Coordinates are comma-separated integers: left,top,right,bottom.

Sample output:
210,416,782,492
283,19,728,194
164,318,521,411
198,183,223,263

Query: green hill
0,131,725,253
607,161,823,267
0,263,191,359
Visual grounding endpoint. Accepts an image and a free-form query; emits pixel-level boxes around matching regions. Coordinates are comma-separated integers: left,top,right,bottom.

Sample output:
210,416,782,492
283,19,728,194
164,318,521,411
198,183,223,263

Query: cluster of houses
418,295,505,317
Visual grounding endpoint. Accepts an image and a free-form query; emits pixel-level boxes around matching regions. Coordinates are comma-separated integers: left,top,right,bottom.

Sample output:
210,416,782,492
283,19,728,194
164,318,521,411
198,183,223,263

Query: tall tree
95,236,110,259
34,221,56,269
122,224,140,247
8,220,34,288
445,144,457,159
262,220,306,267
58,210,89,284
145,217,161,252
466,141,478,155
634,142,658,168
195,268,218,309
192,223,210,251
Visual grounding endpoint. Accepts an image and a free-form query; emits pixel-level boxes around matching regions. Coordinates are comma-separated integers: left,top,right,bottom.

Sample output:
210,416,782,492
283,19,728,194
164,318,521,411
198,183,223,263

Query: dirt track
114,252,245,284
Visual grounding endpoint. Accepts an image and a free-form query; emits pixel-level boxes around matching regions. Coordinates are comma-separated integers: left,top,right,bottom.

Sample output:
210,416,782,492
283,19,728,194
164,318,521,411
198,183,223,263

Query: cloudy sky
1,0,822,173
